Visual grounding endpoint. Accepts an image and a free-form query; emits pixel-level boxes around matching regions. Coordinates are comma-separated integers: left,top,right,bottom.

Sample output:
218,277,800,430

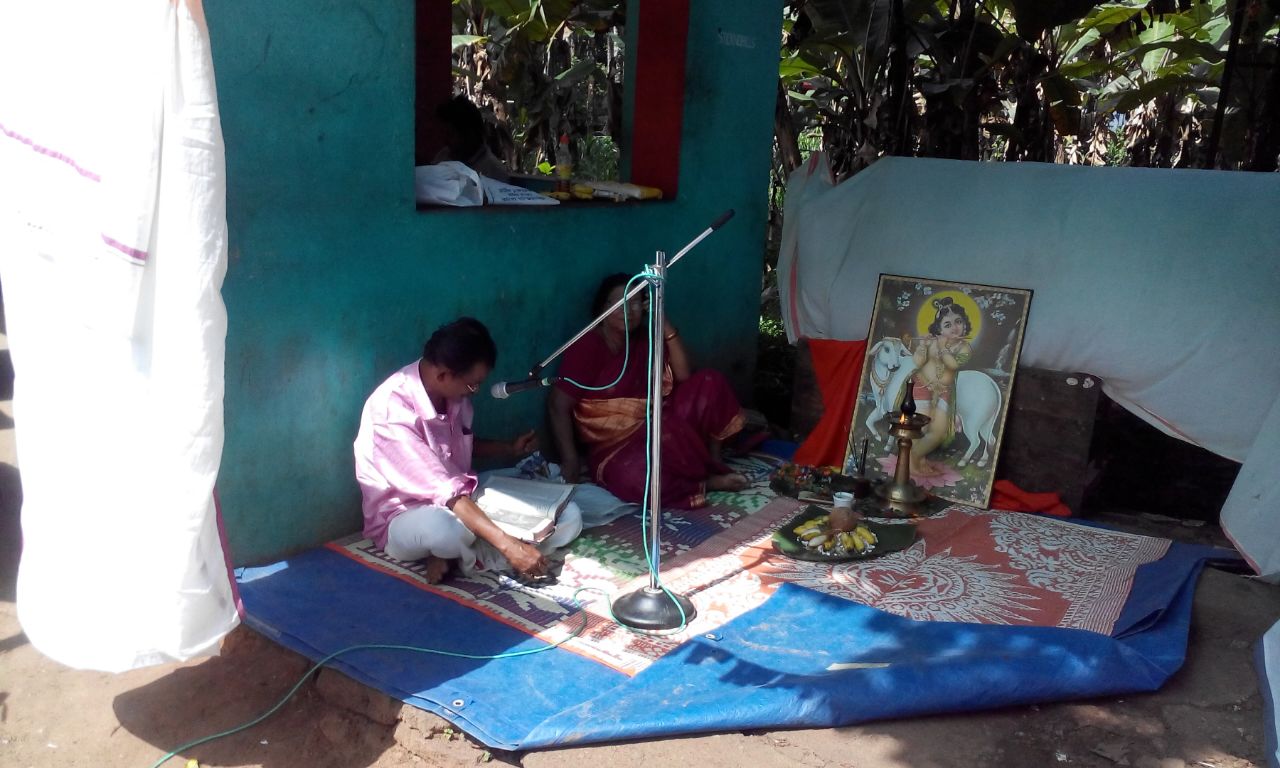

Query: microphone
710,209,736,230
490,375,560,399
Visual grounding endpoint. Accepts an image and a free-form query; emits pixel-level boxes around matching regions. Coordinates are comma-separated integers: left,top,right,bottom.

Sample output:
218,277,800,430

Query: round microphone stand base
611,587,697,633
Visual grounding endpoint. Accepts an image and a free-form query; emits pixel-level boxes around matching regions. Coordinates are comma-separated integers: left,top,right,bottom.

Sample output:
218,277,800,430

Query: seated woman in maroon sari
548,273,749,508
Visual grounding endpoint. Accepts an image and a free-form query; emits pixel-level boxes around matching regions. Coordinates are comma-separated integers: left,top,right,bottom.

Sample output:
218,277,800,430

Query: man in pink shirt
354,318,582,582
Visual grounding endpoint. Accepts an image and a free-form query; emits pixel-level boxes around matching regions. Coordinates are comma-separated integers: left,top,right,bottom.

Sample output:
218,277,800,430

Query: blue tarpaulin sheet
237,535,1224,751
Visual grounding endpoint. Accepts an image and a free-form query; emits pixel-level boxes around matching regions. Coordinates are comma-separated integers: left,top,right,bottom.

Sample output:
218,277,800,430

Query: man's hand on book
501,537,548,578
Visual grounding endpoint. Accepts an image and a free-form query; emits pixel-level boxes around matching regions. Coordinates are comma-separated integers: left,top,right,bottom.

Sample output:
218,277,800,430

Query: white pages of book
474,477,575,543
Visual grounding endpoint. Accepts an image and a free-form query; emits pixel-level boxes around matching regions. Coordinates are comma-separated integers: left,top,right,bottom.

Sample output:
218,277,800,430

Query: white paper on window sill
482,176,559,206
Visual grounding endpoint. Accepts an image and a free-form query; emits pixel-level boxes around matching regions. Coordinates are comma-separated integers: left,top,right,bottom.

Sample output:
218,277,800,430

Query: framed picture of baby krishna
846,275,1033,508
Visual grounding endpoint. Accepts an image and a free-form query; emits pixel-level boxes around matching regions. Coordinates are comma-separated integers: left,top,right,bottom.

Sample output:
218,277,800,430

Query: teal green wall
207,1,782,565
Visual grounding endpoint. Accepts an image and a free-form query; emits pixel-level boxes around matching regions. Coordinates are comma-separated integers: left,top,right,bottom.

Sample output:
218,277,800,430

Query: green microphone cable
149,588,597,768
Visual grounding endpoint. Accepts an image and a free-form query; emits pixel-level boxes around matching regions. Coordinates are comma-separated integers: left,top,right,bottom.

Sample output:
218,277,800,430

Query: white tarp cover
0,1,237,670
778,154,1280,580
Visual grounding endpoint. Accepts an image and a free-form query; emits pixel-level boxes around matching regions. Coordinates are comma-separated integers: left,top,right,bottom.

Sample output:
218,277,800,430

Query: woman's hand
510,429,538,458
548,388,586,480
565,458,586,483
560,457,584,483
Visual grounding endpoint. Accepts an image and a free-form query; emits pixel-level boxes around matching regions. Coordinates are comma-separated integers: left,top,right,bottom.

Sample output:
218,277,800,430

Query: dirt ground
2,329,1279,768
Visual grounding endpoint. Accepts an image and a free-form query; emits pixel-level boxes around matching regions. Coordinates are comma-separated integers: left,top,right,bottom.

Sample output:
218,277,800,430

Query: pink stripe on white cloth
0,120,102,181
1,122,148,264
100,234,149,264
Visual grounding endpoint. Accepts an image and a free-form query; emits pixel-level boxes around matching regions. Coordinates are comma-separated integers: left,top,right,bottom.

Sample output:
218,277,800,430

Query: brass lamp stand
875,384,932,517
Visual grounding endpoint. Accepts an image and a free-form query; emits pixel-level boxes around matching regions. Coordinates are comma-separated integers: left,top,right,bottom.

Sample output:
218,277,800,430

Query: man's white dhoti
385,501,584,573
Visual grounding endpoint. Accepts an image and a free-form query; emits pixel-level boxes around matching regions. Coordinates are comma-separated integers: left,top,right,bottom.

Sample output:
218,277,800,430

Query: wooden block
1086,397,1240,520
788,339,824,441
993,368,1101,512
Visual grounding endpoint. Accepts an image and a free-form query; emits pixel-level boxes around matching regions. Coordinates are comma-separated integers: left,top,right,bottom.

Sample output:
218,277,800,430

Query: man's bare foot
707,472,750,492
424,556,451,584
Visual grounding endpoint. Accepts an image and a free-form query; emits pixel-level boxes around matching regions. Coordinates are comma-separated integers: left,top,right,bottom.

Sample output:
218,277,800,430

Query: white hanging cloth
0,0,238,671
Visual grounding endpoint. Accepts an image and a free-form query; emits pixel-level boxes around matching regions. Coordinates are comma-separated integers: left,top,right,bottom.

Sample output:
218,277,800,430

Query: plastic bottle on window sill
555,134,573,195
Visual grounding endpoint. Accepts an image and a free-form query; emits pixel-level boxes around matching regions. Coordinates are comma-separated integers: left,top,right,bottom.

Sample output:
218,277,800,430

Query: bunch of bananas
793,515,878,556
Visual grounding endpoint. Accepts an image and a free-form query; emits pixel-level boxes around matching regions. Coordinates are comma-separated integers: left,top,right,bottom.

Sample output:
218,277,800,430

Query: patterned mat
329,455,1170,675
660,504,1171,637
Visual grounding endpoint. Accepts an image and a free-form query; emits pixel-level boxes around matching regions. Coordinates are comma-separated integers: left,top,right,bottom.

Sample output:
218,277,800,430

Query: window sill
415,197,668,213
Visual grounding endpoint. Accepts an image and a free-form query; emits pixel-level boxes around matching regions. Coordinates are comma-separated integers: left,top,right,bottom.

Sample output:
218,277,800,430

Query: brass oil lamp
875,381,931,517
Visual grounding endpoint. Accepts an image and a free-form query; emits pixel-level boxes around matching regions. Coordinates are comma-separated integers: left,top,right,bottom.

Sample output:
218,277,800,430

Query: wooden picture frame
845,275,1033,508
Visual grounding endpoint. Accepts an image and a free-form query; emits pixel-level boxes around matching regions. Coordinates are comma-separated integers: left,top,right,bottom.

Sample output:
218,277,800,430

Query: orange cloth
991,479,1073,517
792,338,867,468
573,397,648,454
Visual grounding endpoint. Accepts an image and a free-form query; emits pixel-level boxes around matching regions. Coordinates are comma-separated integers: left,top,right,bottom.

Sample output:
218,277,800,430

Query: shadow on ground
0,461,20,606
111,629,408,768
0,347,11,403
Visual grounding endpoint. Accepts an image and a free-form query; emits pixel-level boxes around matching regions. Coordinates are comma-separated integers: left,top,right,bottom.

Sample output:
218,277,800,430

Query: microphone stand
607,247,697,632
519,210,734,632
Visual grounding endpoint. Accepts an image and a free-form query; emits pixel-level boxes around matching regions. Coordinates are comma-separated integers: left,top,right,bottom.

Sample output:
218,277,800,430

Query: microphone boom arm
532,209,735,375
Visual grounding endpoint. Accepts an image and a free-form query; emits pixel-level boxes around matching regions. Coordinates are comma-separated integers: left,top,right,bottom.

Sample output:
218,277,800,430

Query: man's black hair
422,317,497,373
436,94,485,159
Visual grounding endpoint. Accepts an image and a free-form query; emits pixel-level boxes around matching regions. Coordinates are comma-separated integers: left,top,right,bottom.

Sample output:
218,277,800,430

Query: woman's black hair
422,317,497,373
927,296,972,337
591,272,633,316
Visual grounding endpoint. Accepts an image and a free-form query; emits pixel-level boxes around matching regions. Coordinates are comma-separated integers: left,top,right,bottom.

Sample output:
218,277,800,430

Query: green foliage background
451,0,1278,428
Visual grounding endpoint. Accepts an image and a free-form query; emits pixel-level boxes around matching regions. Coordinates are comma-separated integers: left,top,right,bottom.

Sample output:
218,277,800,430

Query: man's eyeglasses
450,371,483,394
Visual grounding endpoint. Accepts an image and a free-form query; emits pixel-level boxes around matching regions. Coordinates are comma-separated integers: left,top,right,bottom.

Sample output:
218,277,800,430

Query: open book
474,476,575,544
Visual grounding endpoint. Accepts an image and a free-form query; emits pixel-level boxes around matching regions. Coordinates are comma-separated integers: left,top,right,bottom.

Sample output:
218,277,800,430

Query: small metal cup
830,491,857,531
